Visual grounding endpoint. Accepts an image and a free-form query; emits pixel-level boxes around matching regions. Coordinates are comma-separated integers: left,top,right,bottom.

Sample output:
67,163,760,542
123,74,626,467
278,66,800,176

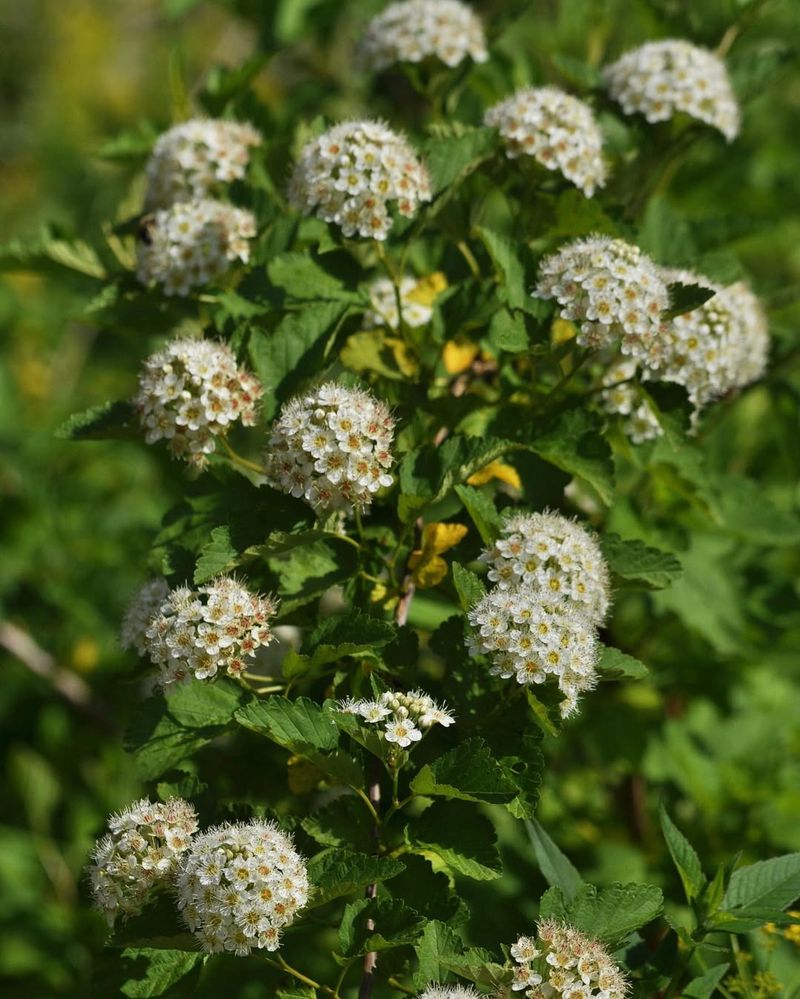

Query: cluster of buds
136,198,256,297
144,118,262,210
358,0,488,72
603,39,740,141
289,120,431,240
87,797,198,926
264,382,395,514
144,576,277,687
134,336,261,467
485,87,607,197
534,237,669,361
120,578,170,657
339,689,455,748
510,921,629,998
176,820,310,956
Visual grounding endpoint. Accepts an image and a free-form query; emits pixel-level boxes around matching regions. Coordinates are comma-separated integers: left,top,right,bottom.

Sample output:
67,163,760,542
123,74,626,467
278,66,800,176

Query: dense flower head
264,382,395,513
603,39,740,141
288,120,431,240
121,577,170,656
480,511,611,625
144,118,262,210
643,271,769,415
135,336,262,467
136,198,256,296
339,688,455,747
365,275,435,329
510,920,629,998
418,987,481,999
467,584,599,718
485,87,607,197
144,576,277,687
87,797,198,926
533,237,669,360
358,0,488,72
601,359,663,444
176,820,309,955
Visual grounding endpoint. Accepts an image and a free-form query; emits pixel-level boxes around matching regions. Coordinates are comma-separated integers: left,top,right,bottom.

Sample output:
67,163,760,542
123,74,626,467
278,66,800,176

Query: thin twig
358,755,383,999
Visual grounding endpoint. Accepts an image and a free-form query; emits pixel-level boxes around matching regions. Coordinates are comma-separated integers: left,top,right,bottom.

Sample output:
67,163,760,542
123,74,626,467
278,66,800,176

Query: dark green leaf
683,964,730,999
454,484,503,544
413,920,464,988
56,400,137,441
660,804,706,902
193,526,240,583
410,737,518,804
451,563,486,613
597,646,649,681
723,853,800,913
338,897,424,956
474,226,527,310
525,818,583,902
600,533,682,590
423,127,498,195
119,948,204,997
411,801,502,881
306,849,405,908
267,252,360,302
530,409,614,505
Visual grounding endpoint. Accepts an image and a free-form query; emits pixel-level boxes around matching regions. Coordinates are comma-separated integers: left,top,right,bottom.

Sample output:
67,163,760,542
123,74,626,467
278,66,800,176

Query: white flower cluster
144,576,277,687
601,359,663,444
485,87,607,197
289,120,431,240
468,585,599,718
264,382,395,513
603,39,740,142
135,336,262,467
365,275,434,329
480,511,611,625
87,797,198,926
144,118,262,210
136,198,256,296
418,987,480,999
533,237,669,360
340,689,455,748
120,578,170,656
176,820,309,955
645,271,769,414
358,0,488,72
510,920,629,998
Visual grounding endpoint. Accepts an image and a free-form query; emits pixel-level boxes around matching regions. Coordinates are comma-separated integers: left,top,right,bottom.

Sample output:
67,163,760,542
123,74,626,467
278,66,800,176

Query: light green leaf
597,646,649,681
487,307,528,353
683,965,730,999
659,804,706,902
526,819,583,902
120,948,204,997
474,226,527,310
338,897,424,957
194,526,240,583
413,920,464,988
236,697,340,752
423,126,498,195
723,853,800,913
267,252,360,302
454,484,503,544
451,562,486,612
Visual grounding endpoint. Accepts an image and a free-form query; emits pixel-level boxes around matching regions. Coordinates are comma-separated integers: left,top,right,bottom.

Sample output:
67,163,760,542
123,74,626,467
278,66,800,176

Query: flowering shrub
3,1,800,998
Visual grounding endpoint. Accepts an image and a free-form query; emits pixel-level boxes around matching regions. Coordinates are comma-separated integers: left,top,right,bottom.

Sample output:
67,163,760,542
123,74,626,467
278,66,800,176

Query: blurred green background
1,0,799,995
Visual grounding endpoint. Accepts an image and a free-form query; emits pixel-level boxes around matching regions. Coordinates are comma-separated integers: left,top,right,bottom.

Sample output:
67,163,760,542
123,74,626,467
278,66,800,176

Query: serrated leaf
526,819,583,902
659,804,706,902
412,801,502,881
306,850,405,908
56,400,137,441
302,611,396,667
454,484,503,544
267,252,359,302
166,679,245,729
119,948,204,997
597,646,649,681
194,526,240,583
236,697,340,751
413,920,464,988
529,408,614,505
125,696,226,781
474,226,527,310
301,796,374,853
544,883,663,947
600,534,682,589
410,737,518,804
551,53,602,89
423,127,498,195
487,307,528,353
338,897,424,957
723,853,800,913
451,562,486,612
683,964,730,999
0,227,107,278
665,282,716,320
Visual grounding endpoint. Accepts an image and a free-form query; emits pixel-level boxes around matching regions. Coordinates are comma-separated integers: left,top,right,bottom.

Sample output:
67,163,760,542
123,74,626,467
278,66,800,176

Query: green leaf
338,897,424,957
119,948,204,997
683,964,730,999
306,849,405,908
665,282,716,320
551,53,602,89
413,920,464,988
597,646,649,681
236,697,340,752
267,252,360,302
474,226,527,310
723,853,800,913
487,307,528,353
267,540,355,612
525,818,583,902
56,400,137,441
302,611,397,666
600,533,682,590
410,737,519,804
193,526,240,583
423,126,498,195
454,484,503,544
660,804,706,902
451,562,486,612
637,196,695,267
98,122,158,161
301,796,374,853
125,695,228,781
166,679,245,729
411,801,502,881
541,883,664,947
0,226,107,279
529,408,614,505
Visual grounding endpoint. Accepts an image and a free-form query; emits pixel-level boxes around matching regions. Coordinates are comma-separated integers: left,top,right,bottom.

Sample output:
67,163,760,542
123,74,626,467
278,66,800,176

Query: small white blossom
603,39,739,141
289,120,431,241
509,920,629,998
87,797,198,926
485,87,607,197
136,198,256,296
365,275,434,329
264,382,396,514
600,359,663,444
467,585,599,718
480,511,611,625
338,688,455,746
418,987,481,999
176,820,309,956
144,576,277,687
121,578,170,656
135,336,262,467
358,0,488,72
533,236,669,361
145,118,262,210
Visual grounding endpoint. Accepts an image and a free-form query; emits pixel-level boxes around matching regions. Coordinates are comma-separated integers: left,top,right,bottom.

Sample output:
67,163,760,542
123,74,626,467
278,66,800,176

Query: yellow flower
467,459,521,489
443,339,479,375
407,271,447,306
408,523,469,588
551,317,577,345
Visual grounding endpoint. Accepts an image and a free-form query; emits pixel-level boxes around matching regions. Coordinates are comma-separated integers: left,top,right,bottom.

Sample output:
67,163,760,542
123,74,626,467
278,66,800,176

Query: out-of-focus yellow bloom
71,637,99,673
407,271,447,306
551,317,577,345
408,523,468,588
467,459,521,489
443,340,479,374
